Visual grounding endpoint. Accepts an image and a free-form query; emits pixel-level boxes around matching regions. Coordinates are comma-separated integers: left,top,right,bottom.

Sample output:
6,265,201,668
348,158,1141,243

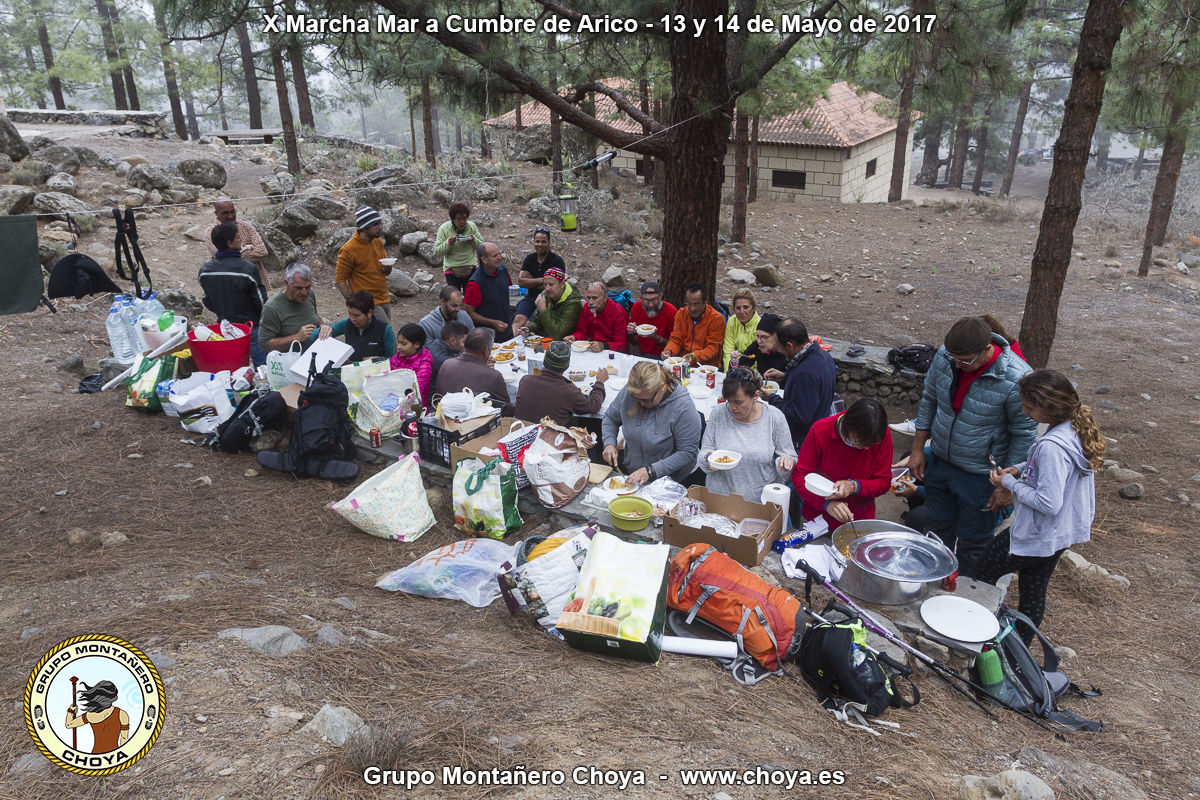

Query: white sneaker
889,419,917,436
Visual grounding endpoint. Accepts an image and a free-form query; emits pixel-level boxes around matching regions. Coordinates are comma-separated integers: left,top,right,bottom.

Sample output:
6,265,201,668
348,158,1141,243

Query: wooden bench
208,128,284,145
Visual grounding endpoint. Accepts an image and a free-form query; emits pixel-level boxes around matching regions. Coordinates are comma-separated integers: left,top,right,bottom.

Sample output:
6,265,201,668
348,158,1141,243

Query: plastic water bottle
105,304,138,363
139,292,165,319
120,297,141,350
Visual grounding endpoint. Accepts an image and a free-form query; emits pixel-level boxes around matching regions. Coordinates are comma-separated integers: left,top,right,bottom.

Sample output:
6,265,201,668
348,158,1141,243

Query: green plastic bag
452,457,522,539
125,353,177,413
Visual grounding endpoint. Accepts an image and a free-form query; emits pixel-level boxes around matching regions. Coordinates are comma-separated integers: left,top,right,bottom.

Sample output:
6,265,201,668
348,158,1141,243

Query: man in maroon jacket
567,281,628,352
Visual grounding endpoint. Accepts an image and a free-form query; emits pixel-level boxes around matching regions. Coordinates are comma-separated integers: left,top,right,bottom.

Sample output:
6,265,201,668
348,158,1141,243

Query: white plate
379,257,398,266
804,473,836,497
687,384,712,399
636,324,657,336
608,377,627,391
572,341,590,351
920,596,1000,643
708,450,742,470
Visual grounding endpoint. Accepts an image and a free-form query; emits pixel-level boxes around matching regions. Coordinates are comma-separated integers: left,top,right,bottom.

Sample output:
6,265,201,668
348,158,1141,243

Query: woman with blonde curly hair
601,361,702,486
722,288,759,371
978,369,1106,643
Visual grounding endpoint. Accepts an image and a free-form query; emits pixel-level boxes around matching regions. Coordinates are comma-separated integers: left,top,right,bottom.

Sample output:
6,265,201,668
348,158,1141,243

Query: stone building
484,80,910,203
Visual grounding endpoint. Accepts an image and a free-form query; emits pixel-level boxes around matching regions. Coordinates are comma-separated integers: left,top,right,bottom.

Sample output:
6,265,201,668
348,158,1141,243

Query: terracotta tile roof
484,81,896,150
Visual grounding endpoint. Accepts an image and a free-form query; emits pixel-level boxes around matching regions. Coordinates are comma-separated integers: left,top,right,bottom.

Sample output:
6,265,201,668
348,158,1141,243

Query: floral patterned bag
329,453,435,542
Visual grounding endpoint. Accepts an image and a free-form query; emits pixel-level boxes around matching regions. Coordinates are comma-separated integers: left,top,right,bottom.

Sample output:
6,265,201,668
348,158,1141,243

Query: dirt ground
2,125,1199,800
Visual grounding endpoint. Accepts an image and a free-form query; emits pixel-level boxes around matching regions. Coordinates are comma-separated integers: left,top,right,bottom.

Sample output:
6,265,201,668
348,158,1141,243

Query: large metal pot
837,529,957,606
831,519,921,557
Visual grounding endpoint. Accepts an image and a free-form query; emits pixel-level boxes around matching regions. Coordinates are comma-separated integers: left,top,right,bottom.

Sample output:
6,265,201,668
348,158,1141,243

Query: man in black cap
335,205,392,322
908,315,1035,577
626,280,677,357
514,340,608,426
739,312,788,378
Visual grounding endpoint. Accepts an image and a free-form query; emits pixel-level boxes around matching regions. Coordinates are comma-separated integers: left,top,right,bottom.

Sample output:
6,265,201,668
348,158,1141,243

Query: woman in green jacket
435,202,483,291
722,288,760,371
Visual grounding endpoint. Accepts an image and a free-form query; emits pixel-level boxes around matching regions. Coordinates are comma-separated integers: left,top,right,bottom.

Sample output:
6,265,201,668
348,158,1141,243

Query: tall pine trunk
549,34,562,191
431,106,443,155
514,96,523,130
23,45,46,108
480,125,490,158
639,79,655,188
917,118,942,185
359,99,368,138
104,0,140,109
153,0,187,140
408,98,416,156
236,21,263,129
284,0,314,128
1137,103,1187,276
455,122,462,150
32,0,65,109
889,74,915,202
184,92,200,140
95,0,128,109
948,100,974,189
421,77,436,165
1019,0,1129,368
268,18,301,174
1000,78,1034,196
971,112,991,194
731,110,749,242
748,115,760,203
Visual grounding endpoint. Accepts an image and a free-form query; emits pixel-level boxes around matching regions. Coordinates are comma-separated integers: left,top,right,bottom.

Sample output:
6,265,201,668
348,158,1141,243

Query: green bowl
609,496,654,532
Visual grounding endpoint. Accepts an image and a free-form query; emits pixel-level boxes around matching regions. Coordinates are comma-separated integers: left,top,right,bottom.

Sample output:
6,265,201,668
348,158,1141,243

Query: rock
323,226,357,265
72,146,102,167
727,267,756,284
275,204,320,242
67,528,94,547
20,627,47,640
334,596,356,610
416,240,441,268
300,704,369,746
39,241,68,267
958,770,1054,800
0,153,10,173
161,184,201,205
357,165,419,187
0,117,32,162
36,145,80,175
217,625,308,656
819,273,834,282
752,265,783,286
432,187,453,205
1176,262,1190,275
414,270,435,285
1013,746,1148,800
1106,466,1143,482
380,210,419,244
387,270,421,297
1094,386,1109,394
398,230,427,255
127,163,174,191
120,155,148,167
9,753,51,776
1059,550,1090,571
45,172,76,194
525,195,559,222
1107,573,1131,587
98,357,128,384
896,283,916,294
156,288,204,319
265,706,305,735
260,173,295,203
193,476,212,487
176,158,226,188
114,161,131,177
149,653,177,669
914,636,951,664
465,179,497,201
34,192,95,229
351,187,393,210
602,265,625,287
258,224,299,272
11,159,53,185
315,625,349,647
56,354,85,373
99,530,129,546
244,468,258,477
298,193,349,221
0,184,35,215
1118,482,1143,500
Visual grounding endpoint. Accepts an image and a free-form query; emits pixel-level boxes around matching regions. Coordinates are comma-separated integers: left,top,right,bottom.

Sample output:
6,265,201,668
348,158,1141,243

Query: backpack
887,343,936,374
257,356,359,480
666,543,805,684
798,606,918,717
980,605,1104,731
208,389,287,454
606,289,634,313
47,253,122,299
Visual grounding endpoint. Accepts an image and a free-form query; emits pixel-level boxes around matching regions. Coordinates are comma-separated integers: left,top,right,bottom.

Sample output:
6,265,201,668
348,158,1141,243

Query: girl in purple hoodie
977,370,1106,643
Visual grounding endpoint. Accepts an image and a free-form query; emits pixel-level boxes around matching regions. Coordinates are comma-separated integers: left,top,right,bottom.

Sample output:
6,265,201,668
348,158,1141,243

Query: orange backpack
667,543,806,676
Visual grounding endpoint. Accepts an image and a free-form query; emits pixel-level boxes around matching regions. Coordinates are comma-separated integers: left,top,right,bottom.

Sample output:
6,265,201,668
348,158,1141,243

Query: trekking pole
70,676,78,750
795,560,999,720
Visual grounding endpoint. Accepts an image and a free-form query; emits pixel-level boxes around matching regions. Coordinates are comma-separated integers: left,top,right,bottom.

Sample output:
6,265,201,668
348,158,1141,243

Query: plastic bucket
187,322,252,372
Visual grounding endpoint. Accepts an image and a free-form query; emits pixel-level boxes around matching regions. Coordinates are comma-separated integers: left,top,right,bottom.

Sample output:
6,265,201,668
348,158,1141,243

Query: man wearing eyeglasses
512,228,565,333
908,316,1036,577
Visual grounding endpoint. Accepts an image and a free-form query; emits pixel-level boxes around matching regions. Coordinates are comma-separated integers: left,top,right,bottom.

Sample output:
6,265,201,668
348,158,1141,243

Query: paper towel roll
760,483,791,511
662,635,739,659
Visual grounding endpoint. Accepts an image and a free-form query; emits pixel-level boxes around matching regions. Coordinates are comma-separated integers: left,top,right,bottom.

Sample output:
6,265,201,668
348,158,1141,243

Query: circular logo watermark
24,635,166,776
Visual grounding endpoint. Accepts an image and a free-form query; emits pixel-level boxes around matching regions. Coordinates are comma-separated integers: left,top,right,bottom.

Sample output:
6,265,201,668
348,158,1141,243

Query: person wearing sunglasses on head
512,227,566,333
601,361,702,487
908,316,1036,578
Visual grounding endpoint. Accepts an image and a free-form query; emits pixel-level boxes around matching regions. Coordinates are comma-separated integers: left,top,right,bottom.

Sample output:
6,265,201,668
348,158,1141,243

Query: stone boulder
958,770,1054,800
398,231,428,255
36,145,80,176
176,158,227,189
356,165,420,187
300,704,369,746
33,192,92,221
380,210,419,244
432,187,453,205
0,116,31,162
11,159,53,186
26,135,56,152
1012,746,1148,800
297,193,349,221
416,241,441,268
752,264,783,287
39,241,68,267
0,153,11,173
45,173,76,195
0,185,36,215
323,227,356,266
525,195,559,223
162,184,201,205
71,146,103,168
274,204,320,242
218,625,308,656
727,267,756,284
157,288,205,318
602,265,625,287
258,224,299,272
351,187,393,210
127,163,174,191
260,173,295,204
464,179,497,201
387,269,421,297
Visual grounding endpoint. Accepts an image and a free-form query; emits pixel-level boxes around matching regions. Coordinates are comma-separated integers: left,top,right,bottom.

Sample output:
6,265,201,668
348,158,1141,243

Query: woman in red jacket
792,398,893,529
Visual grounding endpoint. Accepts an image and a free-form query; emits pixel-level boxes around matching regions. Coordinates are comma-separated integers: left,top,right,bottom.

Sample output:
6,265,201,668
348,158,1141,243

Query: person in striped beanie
336,205,393,322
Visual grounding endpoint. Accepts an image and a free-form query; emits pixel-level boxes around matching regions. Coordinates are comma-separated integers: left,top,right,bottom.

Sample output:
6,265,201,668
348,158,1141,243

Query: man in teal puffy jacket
908,317,1036,577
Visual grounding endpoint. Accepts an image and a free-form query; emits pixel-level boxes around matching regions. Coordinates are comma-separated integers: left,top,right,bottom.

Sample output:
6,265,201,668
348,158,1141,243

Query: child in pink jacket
390,323,433,409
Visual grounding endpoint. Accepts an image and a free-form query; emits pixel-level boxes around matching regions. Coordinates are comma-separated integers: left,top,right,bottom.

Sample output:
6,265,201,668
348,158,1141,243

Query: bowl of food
493,351,515,363
568,370,586,382
572,340,591,352
763,380,780,395
379,257,398,266
707,450,742,470
606,476,639,496
609,496,654,531
664,356,685,367
636,324,657,337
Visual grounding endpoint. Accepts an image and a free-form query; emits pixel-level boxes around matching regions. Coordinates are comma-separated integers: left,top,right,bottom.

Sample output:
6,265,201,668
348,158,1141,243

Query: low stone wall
8,109,170,138
822,337,924,408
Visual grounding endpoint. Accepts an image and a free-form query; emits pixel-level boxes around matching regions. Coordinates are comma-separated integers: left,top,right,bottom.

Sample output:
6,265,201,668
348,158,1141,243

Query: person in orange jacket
661,281,725,368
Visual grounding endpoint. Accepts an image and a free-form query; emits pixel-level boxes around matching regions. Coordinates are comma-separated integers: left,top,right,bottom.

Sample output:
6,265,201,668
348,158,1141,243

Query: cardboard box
278,382,306,410
448,418,536,487
663,486,784,566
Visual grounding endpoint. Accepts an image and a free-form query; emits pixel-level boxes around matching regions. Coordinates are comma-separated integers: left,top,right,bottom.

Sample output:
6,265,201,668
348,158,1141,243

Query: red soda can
705,370,715,389
369,428,382,448
941,569,958,592
673,363,683,379
729,352,740,369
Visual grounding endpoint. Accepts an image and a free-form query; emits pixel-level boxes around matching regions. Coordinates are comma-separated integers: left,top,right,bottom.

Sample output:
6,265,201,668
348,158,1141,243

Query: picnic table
208,128,284,145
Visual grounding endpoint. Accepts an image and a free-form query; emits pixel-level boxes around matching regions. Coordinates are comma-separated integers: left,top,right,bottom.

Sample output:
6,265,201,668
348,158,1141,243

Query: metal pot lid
847,530,957,582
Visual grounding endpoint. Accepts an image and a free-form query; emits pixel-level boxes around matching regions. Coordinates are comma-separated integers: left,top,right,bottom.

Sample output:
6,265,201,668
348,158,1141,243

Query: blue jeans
923,453,1009,578
249,335,267,368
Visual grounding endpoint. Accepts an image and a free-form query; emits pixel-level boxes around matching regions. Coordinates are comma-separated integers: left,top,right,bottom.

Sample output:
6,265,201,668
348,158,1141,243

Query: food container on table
609,496,654,532
839,529,957,605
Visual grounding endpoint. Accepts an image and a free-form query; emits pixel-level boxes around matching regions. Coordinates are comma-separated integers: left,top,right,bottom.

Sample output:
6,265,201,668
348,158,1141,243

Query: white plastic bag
521,420,594,508
376,538,517,607
267,341,303,389
329,453,435,542
355,369,420,438
169,372,234,434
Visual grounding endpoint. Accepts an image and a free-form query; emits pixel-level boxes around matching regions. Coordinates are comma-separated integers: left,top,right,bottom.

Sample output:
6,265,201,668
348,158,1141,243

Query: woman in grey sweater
602,362,702,485
700,368,796,501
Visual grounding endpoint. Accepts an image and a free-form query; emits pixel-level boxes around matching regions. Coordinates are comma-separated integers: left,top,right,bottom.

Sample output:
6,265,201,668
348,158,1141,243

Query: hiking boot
888,419,917,436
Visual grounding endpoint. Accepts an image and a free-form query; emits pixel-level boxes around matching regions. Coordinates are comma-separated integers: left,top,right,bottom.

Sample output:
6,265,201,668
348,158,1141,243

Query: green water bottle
976,646,1003,686
157,309,175,331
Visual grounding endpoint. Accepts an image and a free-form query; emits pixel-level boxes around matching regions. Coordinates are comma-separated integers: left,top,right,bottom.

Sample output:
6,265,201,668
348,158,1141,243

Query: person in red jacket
792,398,894,530
567,281,629,352
627,280,676,357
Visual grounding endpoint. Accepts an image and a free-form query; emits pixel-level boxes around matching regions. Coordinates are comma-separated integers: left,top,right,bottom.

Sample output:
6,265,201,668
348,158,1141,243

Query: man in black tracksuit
198,221,268,365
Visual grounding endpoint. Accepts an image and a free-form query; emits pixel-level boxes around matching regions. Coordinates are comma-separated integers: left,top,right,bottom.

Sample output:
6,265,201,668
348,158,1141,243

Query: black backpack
798,607,918,717
257,355,359,480
208,389,287,454
887,343,936,374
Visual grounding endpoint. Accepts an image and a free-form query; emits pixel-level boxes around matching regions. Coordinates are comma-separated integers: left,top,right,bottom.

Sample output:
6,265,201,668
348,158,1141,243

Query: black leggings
974,529,1064,644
